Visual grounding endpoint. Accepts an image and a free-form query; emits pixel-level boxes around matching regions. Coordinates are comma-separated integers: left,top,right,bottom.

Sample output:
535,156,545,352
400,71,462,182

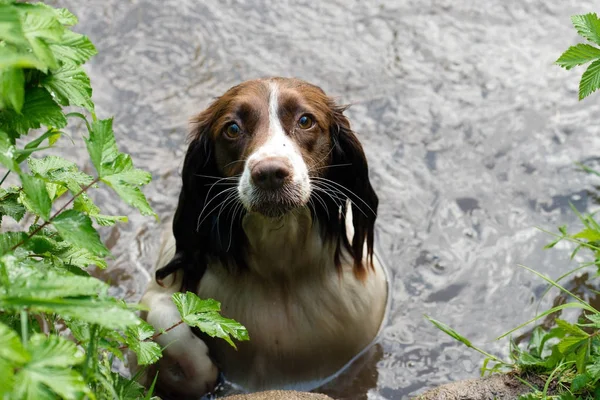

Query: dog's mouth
246,184,308,218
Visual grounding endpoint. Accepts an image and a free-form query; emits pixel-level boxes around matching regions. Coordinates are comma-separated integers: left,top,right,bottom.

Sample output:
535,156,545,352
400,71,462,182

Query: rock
223,391,332,400
414,373,540,400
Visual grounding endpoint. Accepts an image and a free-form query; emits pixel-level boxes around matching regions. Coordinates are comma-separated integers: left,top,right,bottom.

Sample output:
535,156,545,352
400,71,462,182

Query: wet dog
138,78,388,397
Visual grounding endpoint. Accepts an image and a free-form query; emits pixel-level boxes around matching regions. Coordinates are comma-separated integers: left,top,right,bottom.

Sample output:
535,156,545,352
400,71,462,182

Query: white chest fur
142,207,388,392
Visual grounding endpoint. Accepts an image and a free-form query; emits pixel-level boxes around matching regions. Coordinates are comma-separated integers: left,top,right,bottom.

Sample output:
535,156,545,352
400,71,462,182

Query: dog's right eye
224,123,241,139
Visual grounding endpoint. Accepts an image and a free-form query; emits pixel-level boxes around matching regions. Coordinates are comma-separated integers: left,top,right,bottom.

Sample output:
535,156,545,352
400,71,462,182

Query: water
48,0,600,398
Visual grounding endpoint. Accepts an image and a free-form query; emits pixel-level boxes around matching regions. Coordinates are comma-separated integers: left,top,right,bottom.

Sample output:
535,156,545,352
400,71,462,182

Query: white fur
137,207,388,394
238,81,311,210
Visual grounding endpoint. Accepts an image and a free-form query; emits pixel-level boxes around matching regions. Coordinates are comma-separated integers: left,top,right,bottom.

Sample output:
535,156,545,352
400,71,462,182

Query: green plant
428,12,600,400
555,13,600,100
0,1,248,399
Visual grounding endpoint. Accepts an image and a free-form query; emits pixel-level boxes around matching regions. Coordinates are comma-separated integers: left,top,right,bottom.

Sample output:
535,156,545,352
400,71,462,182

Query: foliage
556,13,600,100
0,1,248,399
428,13,600,399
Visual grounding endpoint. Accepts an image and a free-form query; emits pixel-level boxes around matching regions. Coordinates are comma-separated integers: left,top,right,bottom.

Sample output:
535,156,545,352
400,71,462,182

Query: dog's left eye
224,123,241,138
297,115,314,129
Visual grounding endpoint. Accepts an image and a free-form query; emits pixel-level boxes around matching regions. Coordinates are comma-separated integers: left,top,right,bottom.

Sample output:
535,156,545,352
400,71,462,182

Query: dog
138,77,388,398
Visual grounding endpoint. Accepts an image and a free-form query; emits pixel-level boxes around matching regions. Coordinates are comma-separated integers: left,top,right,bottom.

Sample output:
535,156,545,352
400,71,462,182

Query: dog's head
158,78,378,287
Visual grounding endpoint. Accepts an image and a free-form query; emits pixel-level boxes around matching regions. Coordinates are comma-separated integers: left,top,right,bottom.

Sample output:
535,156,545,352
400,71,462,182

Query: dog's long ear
329,105,379,278
155,106,220,291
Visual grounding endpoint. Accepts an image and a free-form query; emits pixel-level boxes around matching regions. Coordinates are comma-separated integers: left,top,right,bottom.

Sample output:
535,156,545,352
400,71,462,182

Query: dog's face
200,79,337,217
161,77,378,288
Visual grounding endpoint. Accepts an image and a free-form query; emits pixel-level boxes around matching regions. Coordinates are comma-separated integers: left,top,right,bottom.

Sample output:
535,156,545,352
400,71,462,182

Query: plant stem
11,177,100,251
0,170,10,186
20,309,28,345
118,319,185,351
83,325,97,380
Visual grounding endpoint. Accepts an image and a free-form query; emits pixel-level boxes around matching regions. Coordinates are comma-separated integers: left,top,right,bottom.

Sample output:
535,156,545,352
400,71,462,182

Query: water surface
51,0,600,398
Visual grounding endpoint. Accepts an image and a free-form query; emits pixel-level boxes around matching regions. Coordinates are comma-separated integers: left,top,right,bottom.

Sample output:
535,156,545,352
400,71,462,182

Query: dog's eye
225,123,241,138
297,115,314,129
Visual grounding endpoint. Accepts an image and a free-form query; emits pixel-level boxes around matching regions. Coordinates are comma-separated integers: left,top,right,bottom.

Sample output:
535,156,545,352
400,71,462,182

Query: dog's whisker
311,177,376,216
195,173,241,180
196,187,238,231
310,163,352,172
311,181,367,218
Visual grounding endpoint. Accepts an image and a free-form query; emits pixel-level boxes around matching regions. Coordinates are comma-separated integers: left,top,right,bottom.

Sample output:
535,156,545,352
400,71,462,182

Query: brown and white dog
138,78,388,398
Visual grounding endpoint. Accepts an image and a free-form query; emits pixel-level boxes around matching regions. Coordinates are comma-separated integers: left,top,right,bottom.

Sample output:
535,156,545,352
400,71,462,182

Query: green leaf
125,321,162,365
53,8,77,26
0,232,26,255
0,67,24,112
426,315,473,347
0,190,26,224
557,336,587,354
52,209,109,256
571,373,591,391
572,13,600,46
0,47,43,70
102,174,155,217
19,4,65,70
16,128,62,163
42,64,94,111
26,333,83,368
556,43,600,70
49,30,97,66
589,359,600,379
20,173,51,220
0,321,29,364
28,155,94,188
579,59,600,100
55,246,108,269
172,292,249,349
0,130,20,172
0,4,27,46
85,118,119,178
1,87,67,136
556,319,589,338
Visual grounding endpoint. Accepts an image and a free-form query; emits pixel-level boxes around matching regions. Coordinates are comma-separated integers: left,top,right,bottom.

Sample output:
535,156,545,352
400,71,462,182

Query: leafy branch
556,13,600,100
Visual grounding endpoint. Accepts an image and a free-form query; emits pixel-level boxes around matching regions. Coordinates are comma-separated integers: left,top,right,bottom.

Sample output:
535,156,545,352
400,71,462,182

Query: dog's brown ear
328,105,378,278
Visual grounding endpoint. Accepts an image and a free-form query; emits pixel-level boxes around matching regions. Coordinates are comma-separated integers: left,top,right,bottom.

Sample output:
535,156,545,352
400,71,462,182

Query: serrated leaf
1,87,67,136
0,232,26,255
5,267,107,299
589,360,600,379
49,30,96,66
20,173,51,220
0,130,20,172
53,8,77,26
94,214,128,227
42,64,94,111
105,154,152,185
557,335,588,353
14,363,87,400
28,155,94,188
0,46,43,70
52,209,109,256
172,292,248,349
572,373,591,391
572,13,600,46
0,191,26,224
56,246,107,269
0,321,29,364
0,4,27,46
102,174,155,217
579,59,600,100
126,321,162,365
85,118,118,178
27,333,83,368
556,319,589,338
0,67,24,112
556,43,600,70
19,4,65,71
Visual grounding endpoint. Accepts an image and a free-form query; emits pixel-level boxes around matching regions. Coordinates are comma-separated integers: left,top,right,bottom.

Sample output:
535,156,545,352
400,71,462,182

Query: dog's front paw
155,333,219,398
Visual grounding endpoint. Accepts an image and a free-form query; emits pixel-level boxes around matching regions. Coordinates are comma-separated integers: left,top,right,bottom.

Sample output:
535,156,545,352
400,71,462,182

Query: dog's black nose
251,158,291,190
